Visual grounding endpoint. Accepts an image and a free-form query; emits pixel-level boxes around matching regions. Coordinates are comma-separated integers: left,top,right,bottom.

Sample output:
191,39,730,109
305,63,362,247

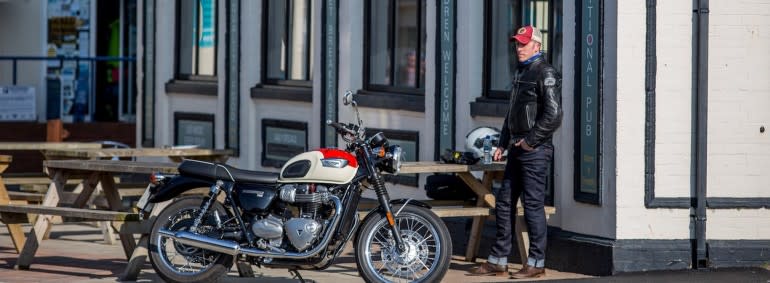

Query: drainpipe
692,0,709,269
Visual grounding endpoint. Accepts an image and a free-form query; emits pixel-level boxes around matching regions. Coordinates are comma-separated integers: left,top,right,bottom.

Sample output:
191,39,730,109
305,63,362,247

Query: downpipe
158,196,343,259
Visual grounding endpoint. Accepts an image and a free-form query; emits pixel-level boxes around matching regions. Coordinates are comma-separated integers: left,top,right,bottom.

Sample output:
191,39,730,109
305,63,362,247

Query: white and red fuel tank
278,148,358,184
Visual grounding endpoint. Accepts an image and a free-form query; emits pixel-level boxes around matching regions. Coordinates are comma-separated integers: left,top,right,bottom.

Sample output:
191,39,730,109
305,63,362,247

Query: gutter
692,0,709,269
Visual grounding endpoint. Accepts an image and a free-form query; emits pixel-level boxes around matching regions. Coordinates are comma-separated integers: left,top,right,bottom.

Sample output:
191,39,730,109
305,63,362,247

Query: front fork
371,172,407,253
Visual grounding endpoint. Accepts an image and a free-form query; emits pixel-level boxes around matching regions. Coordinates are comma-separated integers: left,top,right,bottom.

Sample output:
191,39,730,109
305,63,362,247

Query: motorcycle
142,91,452,283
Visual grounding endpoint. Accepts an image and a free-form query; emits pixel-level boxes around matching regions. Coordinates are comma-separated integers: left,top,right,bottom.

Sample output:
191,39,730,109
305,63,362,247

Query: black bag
424,174,476,200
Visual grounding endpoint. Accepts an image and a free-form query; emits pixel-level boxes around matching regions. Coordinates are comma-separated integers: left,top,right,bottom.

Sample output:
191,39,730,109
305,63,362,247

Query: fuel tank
278,149,358,184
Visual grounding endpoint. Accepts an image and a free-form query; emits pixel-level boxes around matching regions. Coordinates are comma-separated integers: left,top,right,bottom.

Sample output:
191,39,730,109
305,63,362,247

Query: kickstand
289,269,307,283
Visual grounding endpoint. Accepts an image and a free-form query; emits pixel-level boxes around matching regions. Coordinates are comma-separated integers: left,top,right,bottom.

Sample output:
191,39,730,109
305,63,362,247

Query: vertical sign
435,0,456,159
226,0,240,155
142,0,155,147
322,0,339,148
575,0,602,203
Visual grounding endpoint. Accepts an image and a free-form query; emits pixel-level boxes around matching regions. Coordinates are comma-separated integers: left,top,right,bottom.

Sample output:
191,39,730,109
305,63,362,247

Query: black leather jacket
498,56,563,149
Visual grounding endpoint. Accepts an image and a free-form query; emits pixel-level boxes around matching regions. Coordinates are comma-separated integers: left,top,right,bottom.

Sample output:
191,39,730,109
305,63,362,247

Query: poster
0,86,37,121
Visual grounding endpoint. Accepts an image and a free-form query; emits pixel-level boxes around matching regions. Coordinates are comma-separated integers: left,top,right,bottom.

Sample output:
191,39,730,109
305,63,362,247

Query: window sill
470,97,508,117
355,90,425,112
165,80,218,96
251,85,313,103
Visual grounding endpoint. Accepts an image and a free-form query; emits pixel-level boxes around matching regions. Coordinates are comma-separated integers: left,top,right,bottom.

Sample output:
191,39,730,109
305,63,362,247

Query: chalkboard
262,119,308,168
174,112,215,149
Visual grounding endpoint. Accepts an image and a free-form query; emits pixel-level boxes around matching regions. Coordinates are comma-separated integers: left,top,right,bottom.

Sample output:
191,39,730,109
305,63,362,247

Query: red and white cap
510,25,543,45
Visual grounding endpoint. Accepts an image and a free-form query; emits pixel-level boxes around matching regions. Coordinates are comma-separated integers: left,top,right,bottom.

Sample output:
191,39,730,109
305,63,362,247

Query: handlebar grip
327,120,353,135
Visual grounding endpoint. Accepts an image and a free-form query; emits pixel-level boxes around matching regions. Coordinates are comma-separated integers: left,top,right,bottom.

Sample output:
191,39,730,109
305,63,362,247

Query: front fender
148,175,213,203
358,199,432,227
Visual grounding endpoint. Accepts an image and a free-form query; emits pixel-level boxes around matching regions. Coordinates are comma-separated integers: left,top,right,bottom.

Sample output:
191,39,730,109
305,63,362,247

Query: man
467,25,562,279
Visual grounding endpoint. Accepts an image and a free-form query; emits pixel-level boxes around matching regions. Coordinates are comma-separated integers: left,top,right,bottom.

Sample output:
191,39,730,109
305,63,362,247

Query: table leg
515,200,529,265
459,171,498,262
0,161,27,254
100,173,136,259
121,199,171,281
15,170,67,269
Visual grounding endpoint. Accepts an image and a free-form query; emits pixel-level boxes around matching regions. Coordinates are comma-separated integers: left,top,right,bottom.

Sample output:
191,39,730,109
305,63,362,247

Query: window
264,0,315,86
366,0,426,94
484,0,562,100
176,0,217,79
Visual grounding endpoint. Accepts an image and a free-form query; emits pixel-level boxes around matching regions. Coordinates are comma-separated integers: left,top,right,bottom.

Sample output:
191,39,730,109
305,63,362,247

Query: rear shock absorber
191,180,224,232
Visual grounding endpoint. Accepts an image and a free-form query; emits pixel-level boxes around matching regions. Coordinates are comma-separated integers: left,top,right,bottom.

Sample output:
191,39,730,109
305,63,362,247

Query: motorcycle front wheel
355,204,452,283
148,196,233,283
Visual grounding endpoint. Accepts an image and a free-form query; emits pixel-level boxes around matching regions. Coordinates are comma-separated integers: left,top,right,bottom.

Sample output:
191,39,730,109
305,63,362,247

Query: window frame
174,0,219,81
261,0,313,88
363,0,426,96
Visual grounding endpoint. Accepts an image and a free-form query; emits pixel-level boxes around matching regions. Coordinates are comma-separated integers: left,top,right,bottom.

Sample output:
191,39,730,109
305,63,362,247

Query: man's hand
515,139,534,151
493,147,504,161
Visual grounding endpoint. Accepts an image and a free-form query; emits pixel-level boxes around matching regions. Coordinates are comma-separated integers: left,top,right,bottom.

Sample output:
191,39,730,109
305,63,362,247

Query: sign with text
435,0,456,158
0,86,37,121
322,0,339,148
576,0,602,203
174,113,215,149
262,119,307,168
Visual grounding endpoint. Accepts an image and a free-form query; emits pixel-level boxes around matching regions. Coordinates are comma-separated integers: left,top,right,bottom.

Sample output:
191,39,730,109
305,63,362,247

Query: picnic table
0,142,103,151
43,147,233,163
0,160,178,272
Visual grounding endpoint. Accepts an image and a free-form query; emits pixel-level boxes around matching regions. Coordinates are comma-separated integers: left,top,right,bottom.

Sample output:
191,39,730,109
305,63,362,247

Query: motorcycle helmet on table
465,126,503,159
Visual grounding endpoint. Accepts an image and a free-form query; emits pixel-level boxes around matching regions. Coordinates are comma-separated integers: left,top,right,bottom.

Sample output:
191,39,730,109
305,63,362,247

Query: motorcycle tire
148,196,234,283
354,204,452,283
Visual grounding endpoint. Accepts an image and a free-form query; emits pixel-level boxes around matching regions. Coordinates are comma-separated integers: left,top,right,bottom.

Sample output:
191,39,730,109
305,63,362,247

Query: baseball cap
510,25,543,45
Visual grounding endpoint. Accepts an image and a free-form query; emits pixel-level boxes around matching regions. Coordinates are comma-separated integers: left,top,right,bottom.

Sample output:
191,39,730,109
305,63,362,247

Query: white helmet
465,126,501,159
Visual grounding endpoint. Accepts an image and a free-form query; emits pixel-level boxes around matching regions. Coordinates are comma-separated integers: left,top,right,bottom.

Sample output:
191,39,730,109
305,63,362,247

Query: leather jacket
498,55,563,149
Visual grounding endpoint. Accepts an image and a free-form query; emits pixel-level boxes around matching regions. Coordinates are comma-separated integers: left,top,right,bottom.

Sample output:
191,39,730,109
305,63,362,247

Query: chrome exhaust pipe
158,196,343,259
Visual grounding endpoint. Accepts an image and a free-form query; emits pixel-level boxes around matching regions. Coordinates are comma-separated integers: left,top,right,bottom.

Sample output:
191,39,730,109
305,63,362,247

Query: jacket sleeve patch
544,77,556,87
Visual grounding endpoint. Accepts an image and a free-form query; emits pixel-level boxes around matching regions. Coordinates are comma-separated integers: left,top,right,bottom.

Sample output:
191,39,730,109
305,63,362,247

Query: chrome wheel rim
362,212,441,282
155,207,221,275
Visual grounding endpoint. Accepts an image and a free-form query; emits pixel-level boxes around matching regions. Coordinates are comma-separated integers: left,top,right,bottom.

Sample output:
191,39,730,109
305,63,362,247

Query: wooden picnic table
0,142,103,151
43,147,233,163
0,160,178,273
0,155,28,254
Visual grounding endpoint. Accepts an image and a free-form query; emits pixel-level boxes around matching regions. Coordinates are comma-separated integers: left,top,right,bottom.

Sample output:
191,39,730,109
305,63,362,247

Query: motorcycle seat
178,159,279,184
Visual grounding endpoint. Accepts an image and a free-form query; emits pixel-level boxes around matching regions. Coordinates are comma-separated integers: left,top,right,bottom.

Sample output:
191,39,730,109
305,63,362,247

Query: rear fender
148,175,213,203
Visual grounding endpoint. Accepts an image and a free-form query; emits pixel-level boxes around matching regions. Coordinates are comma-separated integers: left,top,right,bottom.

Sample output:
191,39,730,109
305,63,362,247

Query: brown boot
466,262,508,276
510,265,545,279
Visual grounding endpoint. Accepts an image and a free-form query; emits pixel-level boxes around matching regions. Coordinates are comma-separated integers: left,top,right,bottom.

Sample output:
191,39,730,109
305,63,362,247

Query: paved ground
0,223,590,282
0,222,767,282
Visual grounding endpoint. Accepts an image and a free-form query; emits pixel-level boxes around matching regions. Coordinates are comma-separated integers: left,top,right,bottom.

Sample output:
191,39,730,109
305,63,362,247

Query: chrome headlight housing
385,145,404,175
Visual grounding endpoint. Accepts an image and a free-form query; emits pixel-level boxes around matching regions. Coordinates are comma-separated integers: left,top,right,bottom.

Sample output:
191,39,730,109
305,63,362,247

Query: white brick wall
705,0,770,239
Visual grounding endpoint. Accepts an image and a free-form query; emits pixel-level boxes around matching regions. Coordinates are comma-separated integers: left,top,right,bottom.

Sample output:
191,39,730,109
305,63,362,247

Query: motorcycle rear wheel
354,204,452,283
149,196,234,283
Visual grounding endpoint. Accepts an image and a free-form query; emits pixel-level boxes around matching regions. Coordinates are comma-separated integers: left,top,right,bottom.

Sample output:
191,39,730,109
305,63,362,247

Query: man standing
467,25,562,279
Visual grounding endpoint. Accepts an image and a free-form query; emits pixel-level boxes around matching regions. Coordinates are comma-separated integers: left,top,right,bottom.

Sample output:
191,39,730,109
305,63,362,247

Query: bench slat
0,205,139,221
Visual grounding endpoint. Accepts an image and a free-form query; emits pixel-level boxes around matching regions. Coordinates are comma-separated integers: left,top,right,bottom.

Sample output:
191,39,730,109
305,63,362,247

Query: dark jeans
489,142,553,264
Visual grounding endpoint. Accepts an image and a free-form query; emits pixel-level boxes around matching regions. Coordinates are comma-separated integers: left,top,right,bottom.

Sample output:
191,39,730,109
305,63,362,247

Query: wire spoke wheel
356,205,451,283
149,197,233,283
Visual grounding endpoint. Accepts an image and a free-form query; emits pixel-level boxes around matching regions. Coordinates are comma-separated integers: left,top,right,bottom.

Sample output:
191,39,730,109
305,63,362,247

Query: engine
249,183,332,252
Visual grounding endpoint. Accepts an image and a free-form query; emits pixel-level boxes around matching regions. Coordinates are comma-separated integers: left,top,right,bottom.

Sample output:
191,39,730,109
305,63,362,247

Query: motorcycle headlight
387,145,404,175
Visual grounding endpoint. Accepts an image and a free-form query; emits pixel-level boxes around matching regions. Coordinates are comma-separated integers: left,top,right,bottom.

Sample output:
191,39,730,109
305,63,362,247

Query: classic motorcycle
142,91,451,283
